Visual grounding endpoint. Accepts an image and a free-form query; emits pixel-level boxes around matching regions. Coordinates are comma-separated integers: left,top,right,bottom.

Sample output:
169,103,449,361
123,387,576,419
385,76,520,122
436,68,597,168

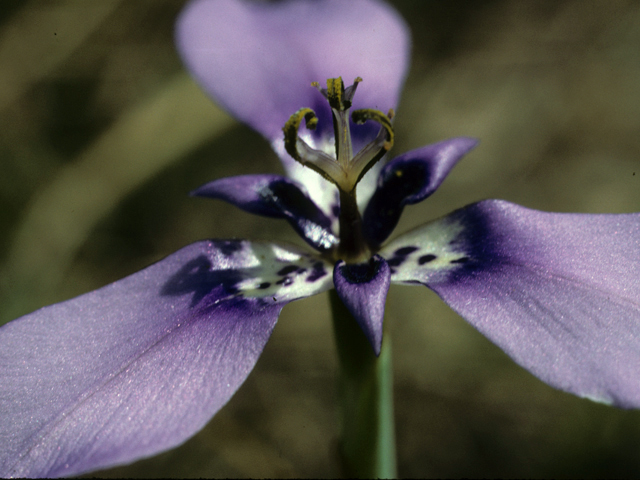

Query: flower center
283,77,394,193
282,77,395,261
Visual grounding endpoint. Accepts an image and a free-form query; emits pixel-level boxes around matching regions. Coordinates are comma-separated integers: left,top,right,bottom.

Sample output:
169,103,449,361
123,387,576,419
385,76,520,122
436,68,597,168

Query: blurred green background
1,0,639,477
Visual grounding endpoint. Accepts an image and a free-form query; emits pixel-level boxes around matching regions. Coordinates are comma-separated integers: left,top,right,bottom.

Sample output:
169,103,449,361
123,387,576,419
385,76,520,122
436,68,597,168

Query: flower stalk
329,289,397,478
337,188,369,262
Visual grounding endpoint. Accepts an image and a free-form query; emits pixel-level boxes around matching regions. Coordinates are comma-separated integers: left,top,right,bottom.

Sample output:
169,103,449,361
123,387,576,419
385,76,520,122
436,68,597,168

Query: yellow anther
326,77,345,110
283,108,318,161
351,108,395,152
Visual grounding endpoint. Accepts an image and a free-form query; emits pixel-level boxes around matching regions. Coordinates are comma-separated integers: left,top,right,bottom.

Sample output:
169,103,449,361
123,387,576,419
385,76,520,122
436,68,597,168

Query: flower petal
175,0,410,143
0,240,332,478
333,255,391,355
192,175,338,251
176,0,410,219
382,200,640,407
363,137,478,247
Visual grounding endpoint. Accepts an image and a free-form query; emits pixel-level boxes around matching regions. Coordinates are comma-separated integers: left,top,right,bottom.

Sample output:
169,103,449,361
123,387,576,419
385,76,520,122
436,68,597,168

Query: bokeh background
1,0,640,477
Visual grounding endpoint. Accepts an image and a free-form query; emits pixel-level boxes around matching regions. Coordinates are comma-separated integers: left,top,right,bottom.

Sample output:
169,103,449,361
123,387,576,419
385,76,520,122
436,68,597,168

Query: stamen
283,107,346,187
352,108,395,151
344,77,363,106
348,108,395,185
281,76,397,261
286,77,394,193
283,107,318,162
311,76,362,111
312,77,361,170
327,77,346,110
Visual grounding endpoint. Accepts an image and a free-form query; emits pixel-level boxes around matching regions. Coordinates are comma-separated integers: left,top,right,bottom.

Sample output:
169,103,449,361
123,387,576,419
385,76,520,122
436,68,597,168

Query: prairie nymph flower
1,0,639,478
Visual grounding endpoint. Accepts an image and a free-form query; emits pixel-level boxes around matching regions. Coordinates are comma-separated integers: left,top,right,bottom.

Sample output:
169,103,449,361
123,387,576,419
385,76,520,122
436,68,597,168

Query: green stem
329,290,397,479
337,188,368,261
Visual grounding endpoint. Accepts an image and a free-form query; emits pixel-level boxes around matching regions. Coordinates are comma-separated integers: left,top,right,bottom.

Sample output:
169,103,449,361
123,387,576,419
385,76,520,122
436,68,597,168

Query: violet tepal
2,0,640,477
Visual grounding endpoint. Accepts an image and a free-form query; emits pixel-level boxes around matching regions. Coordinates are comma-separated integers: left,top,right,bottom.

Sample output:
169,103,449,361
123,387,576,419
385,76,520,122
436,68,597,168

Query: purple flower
1,0,639,477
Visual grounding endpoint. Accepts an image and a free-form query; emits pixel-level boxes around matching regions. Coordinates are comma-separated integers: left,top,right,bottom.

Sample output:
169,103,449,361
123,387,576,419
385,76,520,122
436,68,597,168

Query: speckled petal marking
379,212,470,285
386,199,640,409
363,137,478,247
0,239,332,478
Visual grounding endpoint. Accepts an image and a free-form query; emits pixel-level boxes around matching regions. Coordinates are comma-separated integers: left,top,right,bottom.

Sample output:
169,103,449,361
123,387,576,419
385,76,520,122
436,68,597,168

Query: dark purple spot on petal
418,254,436,265
332,203,340,218
258,282,271,289
338,258,382,284
219,241,243,256
386,257,405,267
161,255,243,307
277,265,299,276
306,262,327,282
394,246,418,256
450,256,469,264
